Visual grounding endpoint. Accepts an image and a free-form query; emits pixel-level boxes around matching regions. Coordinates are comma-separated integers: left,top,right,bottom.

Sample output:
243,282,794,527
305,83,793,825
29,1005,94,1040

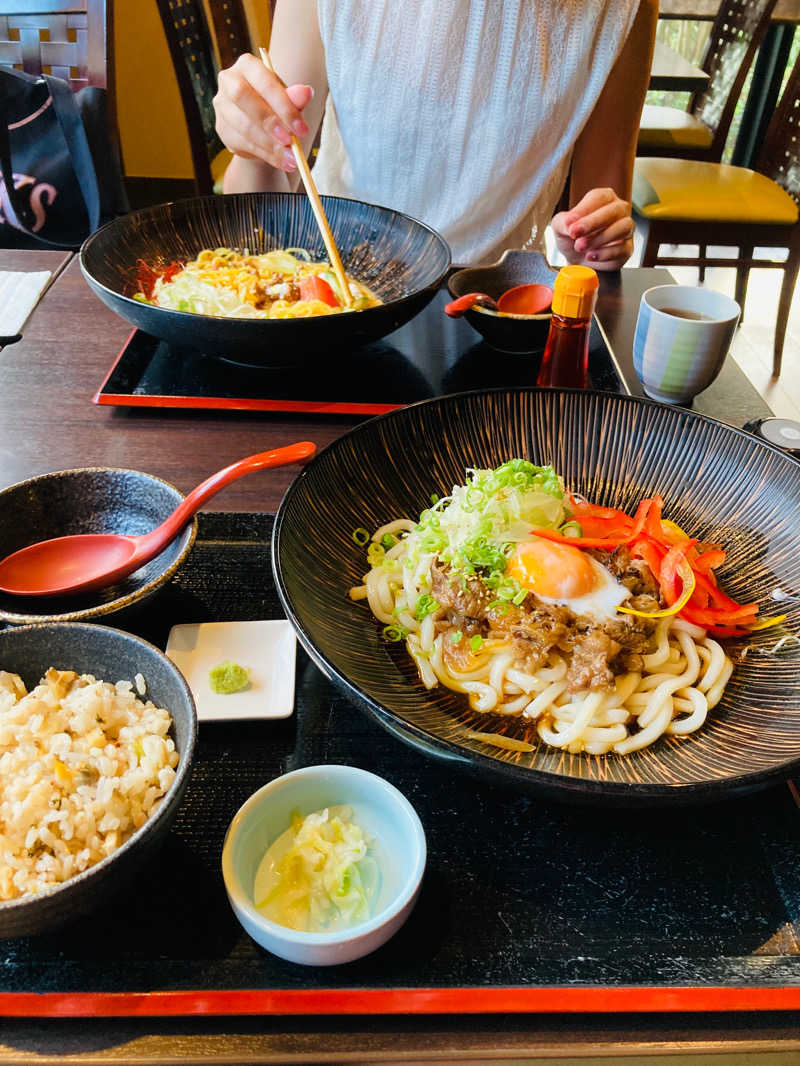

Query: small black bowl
0,622,197,937
0,468,197,625
448,250,556,354
80,192,451,367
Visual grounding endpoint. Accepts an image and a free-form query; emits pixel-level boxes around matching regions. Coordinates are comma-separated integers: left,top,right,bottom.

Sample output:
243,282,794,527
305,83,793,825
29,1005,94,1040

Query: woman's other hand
551,188,635,271
214,53,313,173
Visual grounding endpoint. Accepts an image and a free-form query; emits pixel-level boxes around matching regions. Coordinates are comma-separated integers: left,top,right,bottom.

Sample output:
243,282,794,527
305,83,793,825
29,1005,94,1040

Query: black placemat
95,292,626,410
2,513,800,1000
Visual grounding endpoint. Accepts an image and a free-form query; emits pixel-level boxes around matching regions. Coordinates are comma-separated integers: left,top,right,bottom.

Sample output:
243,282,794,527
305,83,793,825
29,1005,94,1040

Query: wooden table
0,258,792,1064
649,38,710,92
0,247,73,349
0,257,770,507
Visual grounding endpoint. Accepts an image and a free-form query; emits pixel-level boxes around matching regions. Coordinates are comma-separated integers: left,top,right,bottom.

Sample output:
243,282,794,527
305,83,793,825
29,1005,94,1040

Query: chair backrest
755,47,800,206
154,0,252,197
692,0,779,159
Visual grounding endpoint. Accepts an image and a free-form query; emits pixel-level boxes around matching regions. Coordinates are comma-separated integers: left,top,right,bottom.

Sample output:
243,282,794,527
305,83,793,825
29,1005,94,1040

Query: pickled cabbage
253,805,378,933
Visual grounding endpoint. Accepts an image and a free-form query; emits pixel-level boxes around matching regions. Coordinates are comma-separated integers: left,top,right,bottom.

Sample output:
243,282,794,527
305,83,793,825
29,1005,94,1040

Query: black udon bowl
272,388,800,806
80,192,451,367
0,622,197,937
0,468,197,625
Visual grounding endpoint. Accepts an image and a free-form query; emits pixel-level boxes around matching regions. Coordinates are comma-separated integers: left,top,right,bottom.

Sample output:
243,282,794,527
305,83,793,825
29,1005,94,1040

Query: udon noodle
136,247,381,319
349,461,747,757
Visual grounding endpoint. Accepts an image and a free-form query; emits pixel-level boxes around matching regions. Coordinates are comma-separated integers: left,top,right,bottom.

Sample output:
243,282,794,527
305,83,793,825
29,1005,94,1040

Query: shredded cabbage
141,247,381,320
253,805,378,933
400,459,567,578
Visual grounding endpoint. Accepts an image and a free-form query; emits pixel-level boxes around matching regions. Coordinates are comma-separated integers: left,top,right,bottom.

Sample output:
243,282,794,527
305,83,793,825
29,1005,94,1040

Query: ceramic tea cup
633,285,740,404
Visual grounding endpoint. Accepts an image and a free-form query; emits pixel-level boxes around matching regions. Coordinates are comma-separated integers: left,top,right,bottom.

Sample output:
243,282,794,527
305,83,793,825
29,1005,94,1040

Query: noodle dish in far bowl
272,388,800,806
80,192,450,367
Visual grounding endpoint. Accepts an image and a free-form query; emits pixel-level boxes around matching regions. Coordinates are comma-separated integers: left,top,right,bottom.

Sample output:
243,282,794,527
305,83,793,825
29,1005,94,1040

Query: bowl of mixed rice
0,622,196,938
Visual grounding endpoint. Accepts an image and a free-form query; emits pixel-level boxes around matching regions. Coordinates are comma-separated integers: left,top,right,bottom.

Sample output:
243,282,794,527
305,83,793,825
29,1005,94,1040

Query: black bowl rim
0,467,198,625
79,191,452,326
272,385,800,804
0,621,198,916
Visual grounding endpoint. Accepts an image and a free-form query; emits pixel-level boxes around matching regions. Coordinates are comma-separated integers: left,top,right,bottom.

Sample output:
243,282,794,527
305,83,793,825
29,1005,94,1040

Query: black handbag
0,67,128,250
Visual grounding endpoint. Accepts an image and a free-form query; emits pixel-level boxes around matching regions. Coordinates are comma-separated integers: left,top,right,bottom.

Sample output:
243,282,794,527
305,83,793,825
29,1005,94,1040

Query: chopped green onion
382,624,408,642
430,493,439,505
487,600,511,614
415,594,440,621
559,520,583,538
450,630,464,645
512,589,527,606
132,293,150,303
470,634,484,652
366,542,385,566
352,527,370,546
381,533,398,549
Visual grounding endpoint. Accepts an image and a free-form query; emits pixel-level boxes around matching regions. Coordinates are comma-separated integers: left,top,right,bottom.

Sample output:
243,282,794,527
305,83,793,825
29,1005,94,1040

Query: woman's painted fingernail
292,118,309,138
282,150,297,171
271,124,291,146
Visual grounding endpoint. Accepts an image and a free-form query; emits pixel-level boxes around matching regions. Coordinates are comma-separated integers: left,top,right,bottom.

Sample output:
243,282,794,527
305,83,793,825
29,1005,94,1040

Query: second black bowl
0,468,196,625
448,250,556,354
80,193,451,367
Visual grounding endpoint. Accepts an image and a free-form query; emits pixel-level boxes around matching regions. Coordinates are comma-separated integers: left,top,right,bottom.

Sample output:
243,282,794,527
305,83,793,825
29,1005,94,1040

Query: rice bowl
0,668,178,901
0,622,196,938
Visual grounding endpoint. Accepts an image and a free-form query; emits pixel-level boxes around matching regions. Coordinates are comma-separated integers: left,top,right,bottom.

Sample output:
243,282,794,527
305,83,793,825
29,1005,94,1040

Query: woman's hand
213,53,314,173
551,187,635,272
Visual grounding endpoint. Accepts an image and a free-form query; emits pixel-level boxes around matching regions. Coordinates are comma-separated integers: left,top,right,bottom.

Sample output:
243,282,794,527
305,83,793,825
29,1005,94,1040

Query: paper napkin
0,271,52,341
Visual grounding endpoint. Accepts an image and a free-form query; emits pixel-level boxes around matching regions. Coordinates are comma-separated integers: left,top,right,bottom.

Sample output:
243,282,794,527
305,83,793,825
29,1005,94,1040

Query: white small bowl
221,764,426,966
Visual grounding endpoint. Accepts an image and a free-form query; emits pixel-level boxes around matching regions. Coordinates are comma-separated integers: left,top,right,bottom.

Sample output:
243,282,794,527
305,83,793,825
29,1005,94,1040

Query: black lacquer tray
93,291,626,414
2,513,800,1018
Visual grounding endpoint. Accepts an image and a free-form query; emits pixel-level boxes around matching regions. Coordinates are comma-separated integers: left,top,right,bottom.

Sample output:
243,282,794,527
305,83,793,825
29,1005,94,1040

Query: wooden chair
633,48,800,379
638,0,778,163
155,0,252,196
0,0,116,127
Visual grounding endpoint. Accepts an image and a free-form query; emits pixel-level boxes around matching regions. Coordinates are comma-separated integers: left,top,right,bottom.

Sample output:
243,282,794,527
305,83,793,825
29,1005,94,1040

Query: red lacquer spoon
496,283,553,315
444,284,552,318
444,292,499,316
0,441,316,597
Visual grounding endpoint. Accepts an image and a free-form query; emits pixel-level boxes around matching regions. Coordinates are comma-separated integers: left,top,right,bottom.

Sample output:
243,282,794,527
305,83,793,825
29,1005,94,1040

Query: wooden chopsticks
259,48,352,307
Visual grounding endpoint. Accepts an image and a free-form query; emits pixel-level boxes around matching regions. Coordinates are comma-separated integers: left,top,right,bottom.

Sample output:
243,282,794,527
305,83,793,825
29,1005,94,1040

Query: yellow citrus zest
746,614,787,632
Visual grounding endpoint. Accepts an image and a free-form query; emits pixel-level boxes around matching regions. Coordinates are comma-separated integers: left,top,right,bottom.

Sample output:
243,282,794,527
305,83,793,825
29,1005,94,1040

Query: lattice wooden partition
0,0,108,91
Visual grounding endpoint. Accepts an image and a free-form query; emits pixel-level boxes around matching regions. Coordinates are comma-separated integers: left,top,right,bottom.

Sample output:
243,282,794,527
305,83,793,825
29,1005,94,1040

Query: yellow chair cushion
633,158,799,225
638,105,713,150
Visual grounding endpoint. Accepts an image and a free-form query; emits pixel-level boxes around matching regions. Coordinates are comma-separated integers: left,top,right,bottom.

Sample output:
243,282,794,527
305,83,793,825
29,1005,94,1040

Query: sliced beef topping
563,627,620,692
430,560,493,620
490,601,573,674
427,554,660,694
587,545,662,600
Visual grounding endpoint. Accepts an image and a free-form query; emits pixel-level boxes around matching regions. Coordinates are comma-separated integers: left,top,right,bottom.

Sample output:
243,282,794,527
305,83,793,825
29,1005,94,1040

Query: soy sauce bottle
536,265,599,389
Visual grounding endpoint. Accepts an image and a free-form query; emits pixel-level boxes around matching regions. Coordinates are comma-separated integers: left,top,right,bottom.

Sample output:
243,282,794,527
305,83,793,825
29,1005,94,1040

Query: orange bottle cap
551,265,599,320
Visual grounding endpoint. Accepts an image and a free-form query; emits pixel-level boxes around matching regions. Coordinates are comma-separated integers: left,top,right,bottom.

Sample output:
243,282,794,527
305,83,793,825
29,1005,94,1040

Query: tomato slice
299,275,339,307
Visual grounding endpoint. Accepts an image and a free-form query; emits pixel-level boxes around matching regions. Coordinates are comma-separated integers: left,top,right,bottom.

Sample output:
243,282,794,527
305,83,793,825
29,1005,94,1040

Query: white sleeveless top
313,0,639,263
